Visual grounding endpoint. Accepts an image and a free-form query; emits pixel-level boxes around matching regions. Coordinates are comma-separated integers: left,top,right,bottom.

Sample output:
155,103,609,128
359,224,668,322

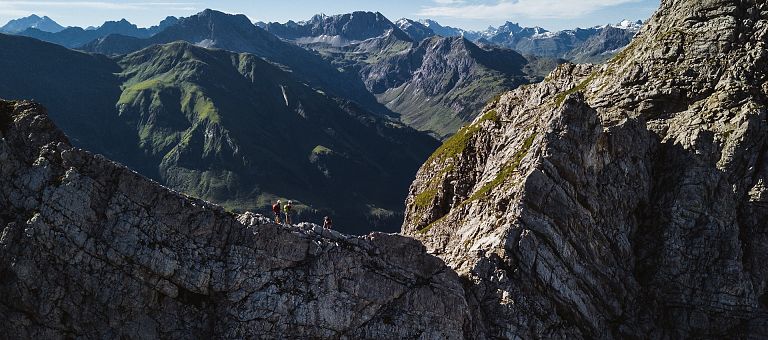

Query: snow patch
195,39,216,48
532,32,556,39
280,85,289,107
295,35,354,47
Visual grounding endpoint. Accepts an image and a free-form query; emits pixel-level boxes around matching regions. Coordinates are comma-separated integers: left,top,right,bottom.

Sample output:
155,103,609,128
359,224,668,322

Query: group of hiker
272,200,333,229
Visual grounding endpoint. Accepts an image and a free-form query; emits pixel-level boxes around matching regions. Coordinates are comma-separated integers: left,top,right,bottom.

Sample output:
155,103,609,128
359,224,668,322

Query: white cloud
0,1,198,11
0,1,200,28
432,0,466,4
419,0,642,19
0,7,39,17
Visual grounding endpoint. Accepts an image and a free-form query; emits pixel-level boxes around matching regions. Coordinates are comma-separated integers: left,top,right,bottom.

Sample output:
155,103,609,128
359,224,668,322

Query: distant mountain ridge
1,12,643,63
394,19,434,42
359,35,539,137
81,9,392,117
475,19,643,61
393,18,643,62
265,12,564,138
417,19,480,40
0,14,64,33
16,16,178,48
263,11,409,44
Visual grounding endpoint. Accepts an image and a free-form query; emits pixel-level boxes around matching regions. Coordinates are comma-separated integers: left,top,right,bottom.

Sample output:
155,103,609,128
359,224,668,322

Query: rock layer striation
403,0,768,338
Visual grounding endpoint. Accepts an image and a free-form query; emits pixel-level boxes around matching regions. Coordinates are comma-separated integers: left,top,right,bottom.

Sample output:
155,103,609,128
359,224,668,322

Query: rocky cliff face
0,100,468,338
403,0,768,338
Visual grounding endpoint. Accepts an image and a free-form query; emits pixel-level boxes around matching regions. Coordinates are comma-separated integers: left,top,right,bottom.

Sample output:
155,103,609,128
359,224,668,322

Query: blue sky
0,0,660,31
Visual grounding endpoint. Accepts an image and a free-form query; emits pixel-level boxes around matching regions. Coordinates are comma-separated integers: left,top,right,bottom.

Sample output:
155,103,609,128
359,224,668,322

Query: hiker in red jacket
272,200,282,224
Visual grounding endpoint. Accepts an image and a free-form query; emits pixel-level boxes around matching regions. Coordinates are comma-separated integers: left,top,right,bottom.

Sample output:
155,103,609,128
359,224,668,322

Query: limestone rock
403,0,768,338
0,101,469,339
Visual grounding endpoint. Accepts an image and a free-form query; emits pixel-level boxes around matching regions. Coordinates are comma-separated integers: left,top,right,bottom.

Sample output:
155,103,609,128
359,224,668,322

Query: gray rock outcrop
403,0,768,338
0,101,469,339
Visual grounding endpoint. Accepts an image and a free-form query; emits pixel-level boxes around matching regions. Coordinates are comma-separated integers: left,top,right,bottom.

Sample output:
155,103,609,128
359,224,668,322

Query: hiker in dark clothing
323,216,333,229
284,200,293,225
272,200,282,224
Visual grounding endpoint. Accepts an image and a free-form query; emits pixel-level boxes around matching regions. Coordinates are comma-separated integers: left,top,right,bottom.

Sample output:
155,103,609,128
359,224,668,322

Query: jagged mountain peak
189,8,256,28
358,31,536,138
395,18,435,41
100,18,138,31
150,9,279,50
496,21,524,33
417,19,473,38
265,10,407,42
419,19,440,27
0,14,65,33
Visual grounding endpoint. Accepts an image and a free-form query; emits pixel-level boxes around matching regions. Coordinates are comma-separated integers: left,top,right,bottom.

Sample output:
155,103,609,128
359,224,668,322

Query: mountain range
1,12,642,64
1,11,643,138
259,13,642,135
393,18,643,63
261,12,545,137
0,9,644,231
81,10,391,118
17,17,179,48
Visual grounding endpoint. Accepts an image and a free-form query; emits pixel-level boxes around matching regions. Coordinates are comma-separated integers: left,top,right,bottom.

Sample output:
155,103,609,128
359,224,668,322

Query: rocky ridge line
0,100,468,339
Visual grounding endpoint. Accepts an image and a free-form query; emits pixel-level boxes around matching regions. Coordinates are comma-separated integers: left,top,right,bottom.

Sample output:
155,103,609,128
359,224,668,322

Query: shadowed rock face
403,0,768,338
0,101,468,339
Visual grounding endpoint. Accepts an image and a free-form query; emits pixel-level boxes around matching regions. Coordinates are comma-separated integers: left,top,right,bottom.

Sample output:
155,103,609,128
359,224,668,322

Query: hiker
323,216,333,229
272,200,282,224
284,200,293,225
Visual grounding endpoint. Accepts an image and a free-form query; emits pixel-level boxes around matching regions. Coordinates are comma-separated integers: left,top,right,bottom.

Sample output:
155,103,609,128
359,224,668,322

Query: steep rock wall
403,0,768,338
